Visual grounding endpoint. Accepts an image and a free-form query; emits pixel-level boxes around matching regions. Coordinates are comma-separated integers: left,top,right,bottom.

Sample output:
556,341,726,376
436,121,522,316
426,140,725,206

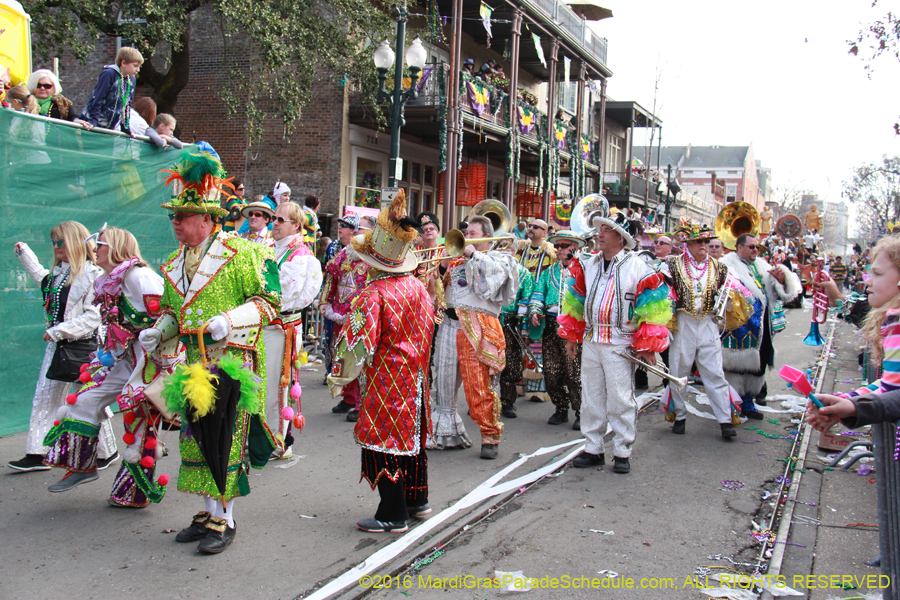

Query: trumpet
614,349,687,391
413,245,445,255
510,325,543,374
711,275,737,331
416,229,517,264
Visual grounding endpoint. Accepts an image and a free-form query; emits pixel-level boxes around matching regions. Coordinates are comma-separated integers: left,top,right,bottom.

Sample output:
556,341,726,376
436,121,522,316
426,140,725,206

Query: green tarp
0,109,195,437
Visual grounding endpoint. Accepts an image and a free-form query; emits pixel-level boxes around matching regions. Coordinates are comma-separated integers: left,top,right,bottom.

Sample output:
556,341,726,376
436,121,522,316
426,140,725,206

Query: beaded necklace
519,243,549,279
43,268,70,328
679,254,716,319
119,75,133,131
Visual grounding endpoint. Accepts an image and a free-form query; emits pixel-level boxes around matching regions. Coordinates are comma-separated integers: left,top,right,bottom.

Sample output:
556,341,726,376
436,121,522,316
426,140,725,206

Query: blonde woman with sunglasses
10,222,117,474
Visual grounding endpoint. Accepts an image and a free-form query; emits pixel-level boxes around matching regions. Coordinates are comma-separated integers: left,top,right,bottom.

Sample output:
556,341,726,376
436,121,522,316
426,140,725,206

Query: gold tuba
715,201,760,250
465,199,512,236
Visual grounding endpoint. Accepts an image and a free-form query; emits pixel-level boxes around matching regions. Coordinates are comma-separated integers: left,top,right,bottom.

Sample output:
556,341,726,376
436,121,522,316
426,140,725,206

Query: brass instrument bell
714,201,761,250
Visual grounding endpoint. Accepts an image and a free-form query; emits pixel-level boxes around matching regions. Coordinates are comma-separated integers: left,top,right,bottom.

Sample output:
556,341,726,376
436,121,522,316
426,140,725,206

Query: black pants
541,324,582,414
500,318,525,407
362,449,428,523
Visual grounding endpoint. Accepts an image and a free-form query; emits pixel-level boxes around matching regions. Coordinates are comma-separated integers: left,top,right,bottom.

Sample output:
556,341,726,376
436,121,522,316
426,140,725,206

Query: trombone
416,229,516,264
614,349,687,391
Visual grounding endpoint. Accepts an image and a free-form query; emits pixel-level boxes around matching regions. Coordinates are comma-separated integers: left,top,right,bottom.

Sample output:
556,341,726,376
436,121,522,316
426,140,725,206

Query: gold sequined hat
351,189,419,273
676,222,717,242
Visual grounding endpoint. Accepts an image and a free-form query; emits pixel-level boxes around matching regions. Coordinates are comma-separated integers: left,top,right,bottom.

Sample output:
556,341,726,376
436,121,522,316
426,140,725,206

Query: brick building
39,0,615,233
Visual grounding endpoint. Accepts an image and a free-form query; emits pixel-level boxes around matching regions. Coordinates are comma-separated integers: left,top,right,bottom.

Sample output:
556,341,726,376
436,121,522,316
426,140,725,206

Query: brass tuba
465,199,512,237
715,201,761,250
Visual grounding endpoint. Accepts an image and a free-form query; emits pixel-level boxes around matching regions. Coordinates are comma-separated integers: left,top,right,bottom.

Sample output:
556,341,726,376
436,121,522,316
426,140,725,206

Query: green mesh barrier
0,109,196,437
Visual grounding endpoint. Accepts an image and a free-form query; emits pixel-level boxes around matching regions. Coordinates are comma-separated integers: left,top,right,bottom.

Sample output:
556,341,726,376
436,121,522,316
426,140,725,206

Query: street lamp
374,6,428,188
656,164,681,231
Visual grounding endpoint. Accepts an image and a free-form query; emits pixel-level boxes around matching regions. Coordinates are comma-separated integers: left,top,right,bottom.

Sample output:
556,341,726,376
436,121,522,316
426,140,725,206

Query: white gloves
139,328,161,353
206,315,231,341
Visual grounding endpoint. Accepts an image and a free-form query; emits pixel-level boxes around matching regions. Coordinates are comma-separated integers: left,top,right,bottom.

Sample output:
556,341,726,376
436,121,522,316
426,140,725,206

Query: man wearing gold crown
328,190,434,533
139,149,281,554
661,223,748,439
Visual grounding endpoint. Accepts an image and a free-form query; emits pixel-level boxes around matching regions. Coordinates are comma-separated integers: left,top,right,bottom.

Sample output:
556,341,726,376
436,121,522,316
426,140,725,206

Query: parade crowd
8,47,898,558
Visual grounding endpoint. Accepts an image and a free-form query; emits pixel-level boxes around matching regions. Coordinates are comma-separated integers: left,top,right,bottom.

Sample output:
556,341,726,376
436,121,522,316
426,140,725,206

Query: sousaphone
465,199,511,236
715,201,761,250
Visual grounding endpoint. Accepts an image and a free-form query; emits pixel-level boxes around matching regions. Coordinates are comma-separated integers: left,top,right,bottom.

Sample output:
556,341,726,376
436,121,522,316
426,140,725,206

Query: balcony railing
459,73,508,128
602,171,664,203
523,0,609,66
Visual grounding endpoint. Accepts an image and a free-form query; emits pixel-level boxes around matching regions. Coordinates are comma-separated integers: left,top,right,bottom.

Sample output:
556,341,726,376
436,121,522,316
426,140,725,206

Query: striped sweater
842,310,900,398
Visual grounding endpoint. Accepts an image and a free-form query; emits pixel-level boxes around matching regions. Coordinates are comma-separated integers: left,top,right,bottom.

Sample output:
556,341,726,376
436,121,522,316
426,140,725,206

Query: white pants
27,341,116,458
264,326,287,440
668,314,732,424
580,342,636,458
430,317,472,449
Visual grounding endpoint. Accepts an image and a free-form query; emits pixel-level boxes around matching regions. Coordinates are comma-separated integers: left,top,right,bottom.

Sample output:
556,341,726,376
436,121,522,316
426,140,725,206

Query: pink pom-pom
79,371,92,383
147,300,160,314
123,432,136,445
79,363,89,373
123,412,136,425
144,437,157,450
53,420,61,426
66,393,78,405
158,474,169,486
289,383,302,400
293,413,305,432
109,307,119,316
281,406,294,421
141,455,155,469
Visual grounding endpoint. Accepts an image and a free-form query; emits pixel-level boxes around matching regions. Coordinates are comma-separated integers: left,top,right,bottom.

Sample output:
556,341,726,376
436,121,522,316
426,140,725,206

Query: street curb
760,320,835,599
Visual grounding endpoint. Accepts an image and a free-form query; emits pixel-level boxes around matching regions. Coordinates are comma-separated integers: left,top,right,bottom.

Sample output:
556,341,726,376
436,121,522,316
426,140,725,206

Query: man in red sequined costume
329,191,434,533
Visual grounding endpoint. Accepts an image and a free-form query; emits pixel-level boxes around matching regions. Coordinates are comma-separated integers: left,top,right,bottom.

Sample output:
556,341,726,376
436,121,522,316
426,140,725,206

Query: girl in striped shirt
806,236,900,430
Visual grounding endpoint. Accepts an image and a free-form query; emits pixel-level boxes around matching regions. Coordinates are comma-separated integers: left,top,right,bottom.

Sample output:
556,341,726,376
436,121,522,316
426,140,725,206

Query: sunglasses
234,187,245,192
530,224,546,230
339,223,354,229
273,216,296,224
553,244,575,250
50,239,65,248
655,240,671,246
248,211,269,219
36,83,54,90
168,212,201,223
742,244,758,250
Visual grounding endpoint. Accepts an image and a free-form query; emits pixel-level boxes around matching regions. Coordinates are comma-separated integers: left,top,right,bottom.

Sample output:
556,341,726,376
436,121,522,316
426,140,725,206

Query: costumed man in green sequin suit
139,149,281,554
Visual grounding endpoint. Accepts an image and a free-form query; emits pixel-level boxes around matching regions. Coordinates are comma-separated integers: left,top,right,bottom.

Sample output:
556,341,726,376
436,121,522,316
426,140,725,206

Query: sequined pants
430,318,472,449
669,314,732,423
26,341,116,458
499,318,524,407
542,324,582,414
458,329,503,445
580,342,636,458
264,326,288,440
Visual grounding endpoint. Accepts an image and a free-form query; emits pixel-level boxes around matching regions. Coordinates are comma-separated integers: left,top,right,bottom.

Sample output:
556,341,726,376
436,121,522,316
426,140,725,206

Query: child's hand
74,119,93,130
804,393,856,432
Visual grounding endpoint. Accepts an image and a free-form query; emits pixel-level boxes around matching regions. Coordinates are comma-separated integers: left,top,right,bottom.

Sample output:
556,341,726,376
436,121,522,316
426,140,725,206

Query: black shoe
572,414,581,431
720,423,737,438
742,410,764,421
572,452,604,468
332,400,354,413
8,454,50,472
755,399,768,406
672,419,686,435
346,410,359,422
198,516,236,554
175,511,212,543
356,517,408,533
548,410,569,425
612,456,630,474
96,452,119,471
501,404,517,419
480,444,498,459
408,503,432,518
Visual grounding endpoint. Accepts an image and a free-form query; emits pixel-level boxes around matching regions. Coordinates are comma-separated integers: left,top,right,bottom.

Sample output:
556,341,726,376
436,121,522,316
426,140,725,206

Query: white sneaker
270,446,293,460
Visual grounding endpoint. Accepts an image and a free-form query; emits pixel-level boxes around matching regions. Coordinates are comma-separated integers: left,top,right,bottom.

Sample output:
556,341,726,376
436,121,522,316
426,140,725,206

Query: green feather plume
176,150,225,186
217,354,263,414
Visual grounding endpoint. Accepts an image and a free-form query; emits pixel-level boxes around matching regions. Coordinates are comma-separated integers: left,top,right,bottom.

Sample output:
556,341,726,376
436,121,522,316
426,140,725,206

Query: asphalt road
0,303,821,600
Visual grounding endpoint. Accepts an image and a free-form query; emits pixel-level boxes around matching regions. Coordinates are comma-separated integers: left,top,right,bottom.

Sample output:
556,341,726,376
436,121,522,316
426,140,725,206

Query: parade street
2,302,866,600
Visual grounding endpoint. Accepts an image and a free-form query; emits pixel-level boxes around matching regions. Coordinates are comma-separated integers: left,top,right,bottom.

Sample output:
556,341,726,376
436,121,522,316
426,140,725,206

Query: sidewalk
779,319,883,600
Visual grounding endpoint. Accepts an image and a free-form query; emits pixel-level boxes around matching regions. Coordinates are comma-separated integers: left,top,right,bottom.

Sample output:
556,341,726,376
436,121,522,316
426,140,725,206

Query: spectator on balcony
27,69,79,122
462,58,475,77
127,97,156,137
477,60,496,83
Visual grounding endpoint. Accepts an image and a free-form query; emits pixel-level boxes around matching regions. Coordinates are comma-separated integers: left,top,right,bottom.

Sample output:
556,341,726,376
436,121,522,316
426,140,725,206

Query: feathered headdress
351,189,420,273
160,149,233,216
